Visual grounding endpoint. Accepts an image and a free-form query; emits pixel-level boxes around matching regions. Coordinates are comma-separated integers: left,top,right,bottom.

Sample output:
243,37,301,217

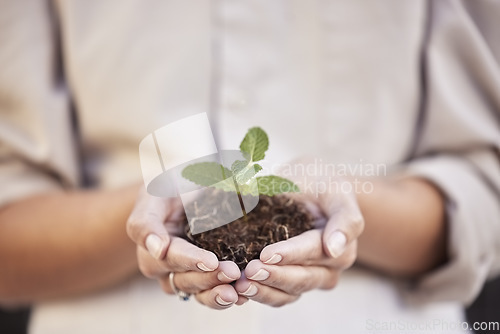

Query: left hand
234,165,365,307
127,187,245,309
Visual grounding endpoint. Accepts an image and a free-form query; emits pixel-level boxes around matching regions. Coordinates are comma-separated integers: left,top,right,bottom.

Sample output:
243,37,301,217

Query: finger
260,229,325,266
195,285,239,310
127,188,182,260
137,246,167,279
244,260,338,294
136,237,219,278
320,189,364,258
235,295,249,306
234,276,299,307
163,237,219,273
160,261,240,294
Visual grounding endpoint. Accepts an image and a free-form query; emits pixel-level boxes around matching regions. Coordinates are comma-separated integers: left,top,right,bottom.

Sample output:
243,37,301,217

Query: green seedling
182,127,299,196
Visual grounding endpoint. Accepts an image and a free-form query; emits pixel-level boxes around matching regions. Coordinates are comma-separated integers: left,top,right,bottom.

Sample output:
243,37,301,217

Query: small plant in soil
182,127,314,270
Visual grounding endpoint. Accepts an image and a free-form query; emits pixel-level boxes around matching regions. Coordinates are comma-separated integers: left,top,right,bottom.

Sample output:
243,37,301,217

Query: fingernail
248,269,270,281
215,295,233,306
263,254,282,265
197,262,214,272
327,231,347,258
145,234,165,260
217,271,235,282
241,284,258,297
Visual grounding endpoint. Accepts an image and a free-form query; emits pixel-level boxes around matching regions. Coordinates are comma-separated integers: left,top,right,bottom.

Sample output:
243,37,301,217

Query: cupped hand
235,160,364,307
127,187,246,309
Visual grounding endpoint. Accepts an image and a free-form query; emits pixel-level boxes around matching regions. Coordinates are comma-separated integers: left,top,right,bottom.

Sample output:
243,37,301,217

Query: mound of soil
184,190,314,270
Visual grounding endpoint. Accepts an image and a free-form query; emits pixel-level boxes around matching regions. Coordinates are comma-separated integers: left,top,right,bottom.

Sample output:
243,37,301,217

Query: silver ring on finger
169,272,191,301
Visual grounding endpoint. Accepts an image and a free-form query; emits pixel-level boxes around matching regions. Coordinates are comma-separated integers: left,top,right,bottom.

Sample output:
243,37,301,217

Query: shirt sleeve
401,0,500,305
0,0,79,208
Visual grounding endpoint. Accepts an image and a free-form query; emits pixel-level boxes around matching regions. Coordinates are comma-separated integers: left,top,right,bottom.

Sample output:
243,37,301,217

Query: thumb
320,188,364,259
127,189,181,260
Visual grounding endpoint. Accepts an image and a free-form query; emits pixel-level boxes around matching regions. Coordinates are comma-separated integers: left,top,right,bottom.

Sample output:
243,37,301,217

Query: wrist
355,176,447,277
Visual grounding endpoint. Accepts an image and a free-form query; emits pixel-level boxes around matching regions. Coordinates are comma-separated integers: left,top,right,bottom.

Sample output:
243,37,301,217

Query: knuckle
159,279,170,294
266,273,284,286
160,278,175,295
145,211,162,223
194,293,210,307
125,217,137,236
321,271,338,290
290,271,313,295
164,256,184,272
126,216,144,240
322,280,337,290
177,277,198,293
252,292,271,305
270,295,299,308
290,281,308,295
350,215,365,235
138,261,157,279
339,246,357,269
270,301,287,308
346,250,357,267
127,210,164,242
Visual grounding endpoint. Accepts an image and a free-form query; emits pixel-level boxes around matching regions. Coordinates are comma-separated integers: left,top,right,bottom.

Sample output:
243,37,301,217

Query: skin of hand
126,187,248,309
129,161,446,309
234,170,364,307
234,160,447,307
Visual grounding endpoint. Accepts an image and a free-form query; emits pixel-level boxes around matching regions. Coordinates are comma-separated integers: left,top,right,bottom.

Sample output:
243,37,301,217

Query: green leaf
237,183,259,196
240,127,269,162
181,127,296,197
231,160,263,185
231,160,249,176
253,164,263,175
256,175,300,196
182,162,234,191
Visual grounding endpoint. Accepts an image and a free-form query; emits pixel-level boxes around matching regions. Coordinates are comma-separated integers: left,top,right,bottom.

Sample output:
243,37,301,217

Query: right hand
126,187,246,309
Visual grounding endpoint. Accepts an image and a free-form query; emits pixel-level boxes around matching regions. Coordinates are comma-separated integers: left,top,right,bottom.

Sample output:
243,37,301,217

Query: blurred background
1,0,499,333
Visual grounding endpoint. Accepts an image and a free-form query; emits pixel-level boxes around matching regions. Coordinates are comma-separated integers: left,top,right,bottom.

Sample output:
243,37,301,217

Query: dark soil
184,190,314,270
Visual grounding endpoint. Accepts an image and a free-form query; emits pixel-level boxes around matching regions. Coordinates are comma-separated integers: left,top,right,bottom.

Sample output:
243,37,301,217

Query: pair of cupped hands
126,171,364,309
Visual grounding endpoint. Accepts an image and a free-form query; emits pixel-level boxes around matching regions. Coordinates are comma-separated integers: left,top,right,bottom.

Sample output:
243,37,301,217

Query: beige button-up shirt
1,0,499,333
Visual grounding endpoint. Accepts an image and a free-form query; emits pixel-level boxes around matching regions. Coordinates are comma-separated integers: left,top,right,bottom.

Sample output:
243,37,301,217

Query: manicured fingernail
241,284,258,297
145,234,165,260
197,262,214,272
248,269,270,281
215,295,233,306
217,271,235,281
327,231,347,258
263,254,282,265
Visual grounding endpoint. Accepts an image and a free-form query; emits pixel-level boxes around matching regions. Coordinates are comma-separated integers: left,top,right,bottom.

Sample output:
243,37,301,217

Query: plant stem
232,177,248,222
237,192,248,222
